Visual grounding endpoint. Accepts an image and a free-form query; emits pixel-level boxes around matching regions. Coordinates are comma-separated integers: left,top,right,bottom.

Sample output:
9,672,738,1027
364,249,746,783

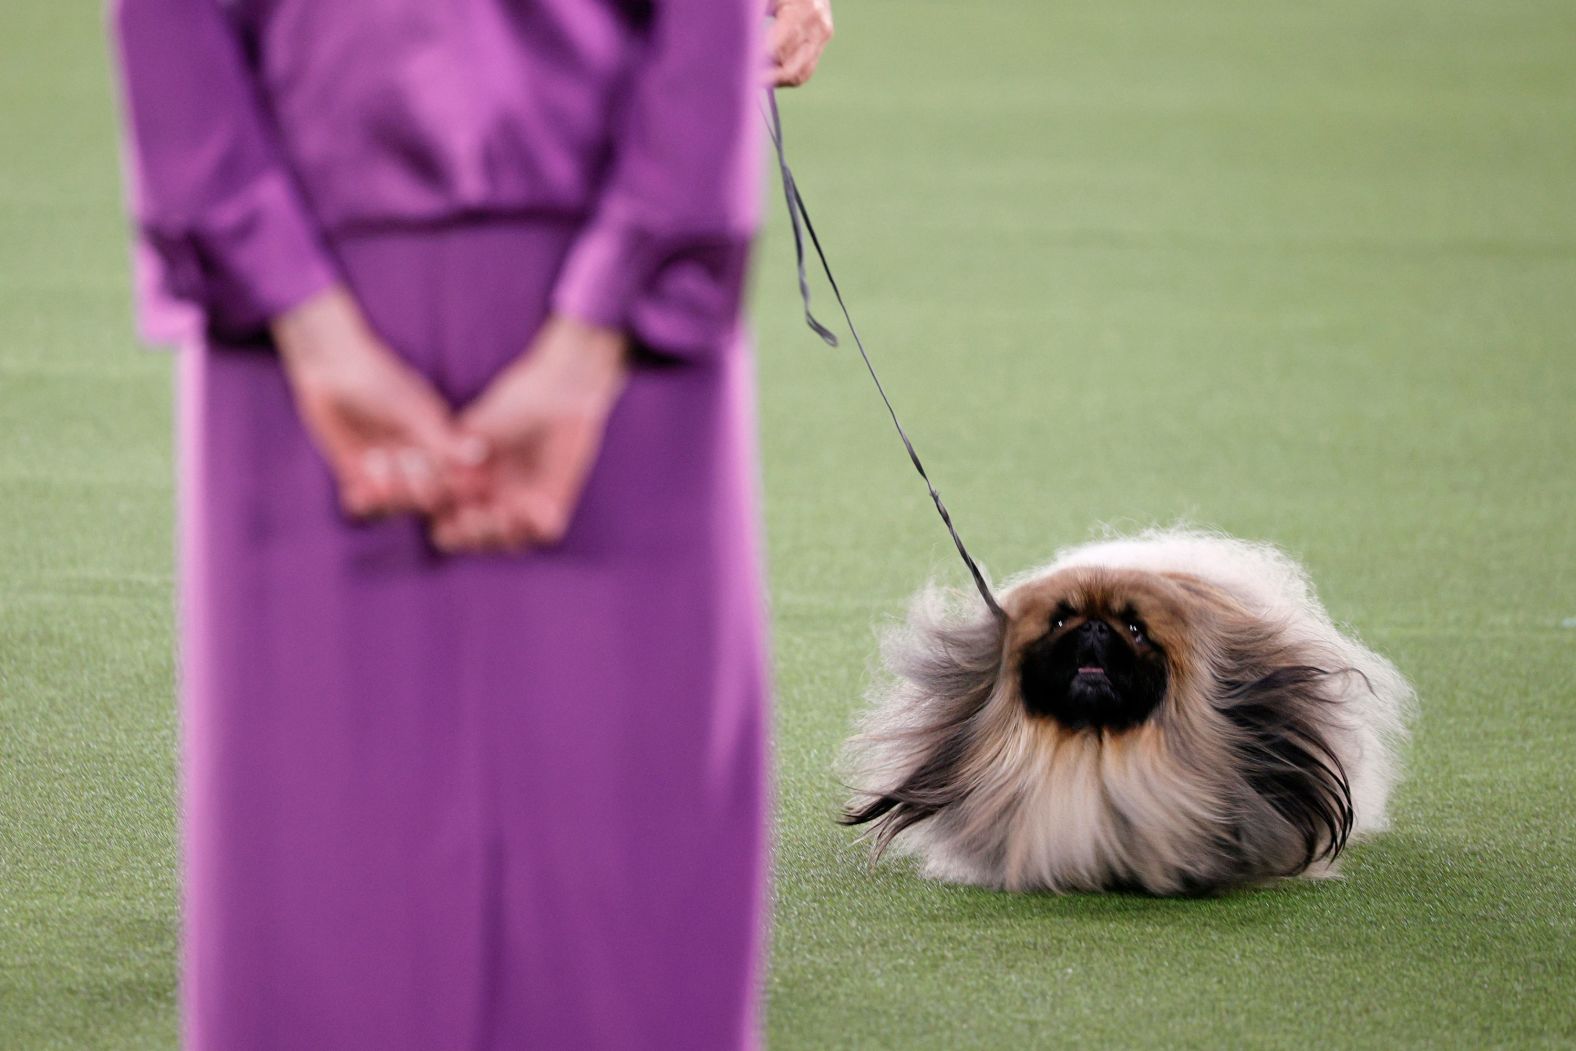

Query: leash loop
763,90,1007,624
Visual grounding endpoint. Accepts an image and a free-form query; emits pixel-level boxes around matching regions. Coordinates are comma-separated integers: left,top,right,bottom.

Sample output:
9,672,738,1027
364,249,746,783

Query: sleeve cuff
133,169,338,346
549,213,753,363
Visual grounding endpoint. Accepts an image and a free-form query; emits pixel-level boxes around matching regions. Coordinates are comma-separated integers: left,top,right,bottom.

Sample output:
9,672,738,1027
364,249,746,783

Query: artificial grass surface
1,0,1572,1047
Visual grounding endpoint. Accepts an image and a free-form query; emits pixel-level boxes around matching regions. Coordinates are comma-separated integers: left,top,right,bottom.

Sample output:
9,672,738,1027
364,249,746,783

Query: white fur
843,528,1417,894
1020,528,1414,835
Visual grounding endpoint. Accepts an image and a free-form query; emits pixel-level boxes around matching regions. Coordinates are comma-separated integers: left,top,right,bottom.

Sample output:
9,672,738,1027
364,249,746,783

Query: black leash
762,91,1006,624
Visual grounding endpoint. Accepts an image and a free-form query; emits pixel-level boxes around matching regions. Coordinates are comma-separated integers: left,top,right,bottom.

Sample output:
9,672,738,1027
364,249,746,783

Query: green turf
2,0,1573,1047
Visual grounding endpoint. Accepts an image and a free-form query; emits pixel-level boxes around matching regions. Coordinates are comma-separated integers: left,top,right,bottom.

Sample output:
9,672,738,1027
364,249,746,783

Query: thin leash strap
762,91,1007,623
764,93,840,347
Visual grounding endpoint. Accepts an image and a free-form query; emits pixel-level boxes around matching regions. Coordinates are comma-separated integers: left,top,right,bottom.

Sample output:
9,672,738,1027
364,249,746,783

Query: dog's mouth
1069,657,1116,695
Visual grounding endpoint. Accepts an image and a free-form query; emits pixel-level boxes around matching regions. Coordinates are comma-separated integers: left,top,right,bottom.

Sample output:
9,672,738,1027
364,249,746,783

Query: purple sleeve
550,0,766,362
107,0,338,345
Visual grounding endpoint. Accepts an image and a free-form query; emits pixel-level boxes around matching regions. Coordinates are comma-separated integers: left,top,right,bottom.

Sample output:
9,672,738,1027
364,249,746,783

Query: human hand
272,286,486,520
765,0,833,87
429,315,630,553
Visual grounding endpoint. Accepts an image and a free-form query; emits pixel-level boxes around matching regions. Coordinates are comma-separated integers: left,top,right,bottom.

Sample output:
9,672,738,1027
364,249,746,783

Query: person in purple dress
107,0,832,1047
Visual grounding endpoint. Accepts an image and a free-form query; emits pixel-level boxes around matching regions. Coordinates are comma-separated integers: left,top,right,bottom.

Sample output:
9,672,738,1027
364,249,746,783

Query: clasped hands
273,286,628,554
269,3,831,552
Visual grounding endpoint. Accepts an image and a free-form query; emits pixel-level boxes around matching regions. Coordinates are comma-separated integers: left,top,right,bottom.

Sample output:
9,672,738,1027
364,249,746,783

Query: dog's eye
1127,621,1146,641
1052,604,1075,630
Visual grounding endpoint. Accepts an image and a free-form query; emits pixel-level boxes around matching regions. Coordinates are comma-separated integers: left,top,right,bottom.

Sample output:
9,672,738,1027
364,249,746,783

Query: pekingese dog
840,530,1414,895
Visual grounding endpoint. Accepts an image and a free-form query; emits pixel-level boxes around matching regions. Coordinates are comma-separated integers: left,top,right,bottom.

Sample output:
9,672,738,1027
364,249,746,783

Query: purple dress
108,1,770,1047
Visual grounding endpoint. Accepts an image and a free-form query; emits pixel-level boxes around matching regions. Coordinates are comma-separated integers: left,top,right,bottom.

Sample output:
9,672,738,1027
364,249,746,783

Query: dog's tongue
1077,666,1106,676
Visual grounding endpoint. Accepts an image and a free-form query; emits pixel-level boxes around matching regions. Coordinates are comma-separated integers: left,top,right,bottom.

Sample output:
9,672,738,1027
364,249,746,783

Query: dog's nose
1080,620,1110,639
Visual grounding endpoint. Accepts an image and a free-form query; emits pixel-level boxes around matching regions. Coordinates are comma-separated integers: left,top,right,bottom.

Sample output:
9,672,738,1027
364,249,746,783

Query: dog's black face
1019,600,1169,731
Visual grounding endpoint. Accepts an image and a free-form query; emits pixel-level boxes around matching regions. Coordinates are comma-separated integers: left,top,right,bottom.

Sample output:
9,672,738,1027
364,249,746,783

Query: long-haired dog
840,530,1414,895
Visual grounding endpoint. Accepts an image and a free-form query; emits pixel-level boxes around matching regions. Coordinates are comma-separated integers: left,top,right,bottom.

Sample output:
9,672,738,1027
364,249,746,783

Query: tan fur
841,530,1415,895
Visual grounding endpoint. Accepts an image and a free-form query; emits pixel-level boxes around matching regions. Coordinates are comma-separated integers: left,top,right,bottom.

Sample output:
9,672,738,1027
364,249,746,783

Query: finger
442,429,495,505
458,407,550,500
528,493,571,546
767,28,812,88
355,447,400,515
454,432,492,467
432,429,491,492
518,431,590,546
494,502,537,552
474,508,518,553
394,447,444,512
766,17,803,67
429,507,467,552
333,451,376,517
774,46,820,88
767,1,831,87
371,444,436,515
341,480,379,519
439,505,509,553
431,508,477,553
771,62,802,88
766,57,803,88
386,376,479,507
496,488,559,547
448,506,492,551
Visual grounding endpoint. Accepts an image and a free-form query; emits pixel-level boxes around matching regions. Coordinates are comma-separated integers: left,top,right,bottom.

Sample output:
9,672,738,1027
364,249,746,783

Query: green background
2,1,1572,1047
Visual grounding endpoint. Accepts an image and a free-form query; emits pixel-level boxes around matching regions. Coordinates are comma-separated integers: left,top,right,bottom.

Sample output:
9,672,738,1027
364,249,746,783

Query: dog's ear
839,587,1008,857
1218,663,1357,873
